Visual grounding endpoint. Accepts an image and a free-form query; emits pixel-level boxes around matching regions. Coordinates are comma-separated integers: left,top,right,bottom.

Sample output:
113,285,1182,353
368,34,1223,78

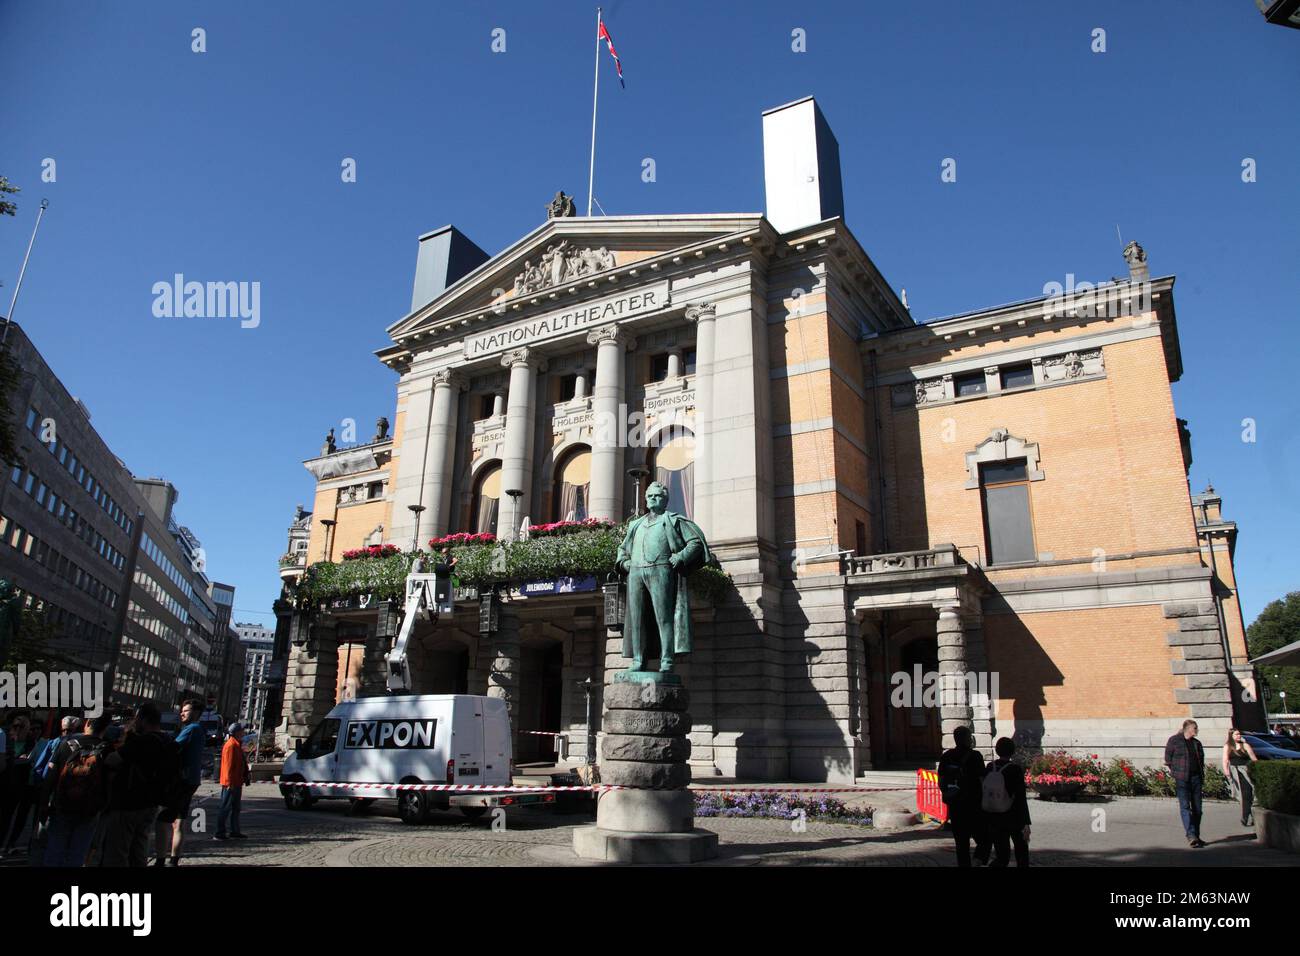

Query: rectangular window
955,371,987,398
981,459,1036,565
478,394,496,421
23,472,35,494
650,353,671,382
1000,363,1034,390
25,408,37,431
557,373,579,402
684,348,697,376
854,520,867,556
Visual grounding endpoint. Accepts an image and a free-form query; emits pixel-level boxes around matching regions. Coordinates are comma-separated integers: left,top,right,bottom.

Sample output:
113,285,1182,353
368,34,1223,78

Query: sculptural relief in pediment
510,241,618,297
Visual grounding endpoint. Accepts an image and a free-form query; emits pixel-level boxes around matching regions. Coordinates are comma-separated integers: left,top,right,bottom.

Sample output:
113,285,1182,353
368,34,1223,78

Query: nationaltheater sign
463,281,670,359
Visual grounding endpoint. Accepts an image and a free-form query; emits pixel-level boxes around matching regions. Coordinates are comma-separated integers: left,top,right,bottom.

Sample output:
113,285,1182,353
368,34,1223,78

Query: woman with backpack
982,736,1031,867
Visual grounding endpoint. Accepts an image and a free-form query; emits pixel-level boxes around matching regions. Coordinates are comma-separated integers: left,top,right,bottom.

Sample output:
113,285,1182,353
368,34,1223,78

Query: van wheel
282,778,314,811
459,806,489,821
398,789,429,825
347,798,376,815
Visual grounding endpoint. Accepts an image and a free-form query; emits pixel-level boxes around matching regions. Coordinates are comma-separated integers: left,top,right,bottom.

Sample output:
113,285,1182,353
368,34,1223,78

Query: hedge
1253,761,1300,816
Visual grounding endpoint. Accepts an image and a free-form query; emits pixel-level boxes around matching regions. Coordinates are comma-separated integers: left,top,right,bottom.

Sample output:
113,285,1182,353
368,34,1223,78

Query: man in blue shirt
154,699,205,865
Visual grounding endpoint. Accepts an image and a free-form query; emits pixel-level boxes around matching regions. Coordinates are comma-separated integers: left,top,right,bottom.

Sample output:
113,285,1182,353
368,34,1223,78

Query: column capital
586,324,635,349
500,348,547,372
685,302,717,323
935,601,963,621
431,368,468,390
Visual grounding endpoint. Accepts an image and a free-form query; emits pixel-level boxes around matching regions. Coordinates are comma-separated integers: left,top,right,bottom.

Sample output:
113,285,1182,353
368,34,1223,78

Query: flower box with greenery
297,523,734,609
428,532,496,548
527,518,617,538
279,552,304,568
341,544,401,561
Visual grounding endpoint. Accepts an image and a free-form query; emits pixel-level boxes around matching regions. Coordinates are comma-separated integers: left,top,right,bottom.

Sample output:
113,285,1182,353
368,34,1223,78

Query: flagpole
587,7,601,217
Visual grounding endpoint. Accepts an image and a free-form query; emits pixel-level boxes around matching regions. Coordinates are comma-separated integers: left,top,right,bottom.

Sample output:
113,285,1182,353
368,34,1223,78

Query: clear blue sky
1,2,1297,628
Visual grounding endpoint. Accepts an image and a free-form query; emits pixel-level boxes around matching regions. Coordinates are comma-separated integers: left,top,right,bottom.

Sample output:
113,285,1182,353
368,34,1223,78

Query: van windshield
302,718,341,759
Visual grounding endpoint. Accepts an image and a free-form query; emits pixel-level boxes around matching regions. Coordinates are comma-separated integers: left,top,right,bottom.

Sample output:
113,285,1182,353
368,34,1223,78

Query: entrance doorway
893,636,941,762
516,642,565,762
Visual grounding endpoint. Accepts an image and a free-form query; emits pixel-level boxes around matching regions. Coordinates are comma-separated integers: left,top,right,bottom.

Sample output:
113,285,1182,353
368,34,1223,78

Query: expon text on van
345,719,436,749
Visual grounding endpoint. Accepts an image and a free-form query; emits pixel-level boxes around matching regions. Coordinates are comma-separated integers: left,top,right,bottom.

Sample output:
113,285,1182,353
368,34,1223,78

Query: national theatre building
274,97,1260,781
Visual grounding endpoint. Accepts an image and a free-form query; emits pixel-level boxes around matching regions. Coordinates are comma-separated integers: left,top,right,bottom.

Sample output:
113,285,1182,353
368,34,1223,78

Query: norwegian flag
598,16,624,88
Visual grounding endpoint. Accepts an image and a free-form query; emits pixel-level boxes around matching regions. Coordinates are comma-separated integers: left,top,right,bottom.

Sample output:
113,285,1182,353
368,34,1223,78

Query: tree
0,176,18,218
1246,592,1300,715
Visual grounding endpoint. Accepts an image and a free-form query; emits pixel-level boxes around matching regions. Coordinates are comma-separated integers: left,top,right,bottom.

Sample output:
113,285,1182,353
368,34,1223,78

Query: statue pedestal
572,676,718,863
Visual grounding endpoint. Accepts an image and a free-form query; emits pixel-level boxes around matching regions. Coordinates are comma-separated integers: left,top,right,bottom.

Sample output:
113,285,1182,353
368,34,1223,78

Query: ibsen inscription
464,282,669,359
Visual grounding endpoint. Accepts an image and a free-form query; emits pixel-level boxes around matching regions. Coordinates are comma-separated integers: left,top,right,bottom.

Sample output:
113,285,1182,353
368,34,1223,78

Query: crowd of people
0,700,252,866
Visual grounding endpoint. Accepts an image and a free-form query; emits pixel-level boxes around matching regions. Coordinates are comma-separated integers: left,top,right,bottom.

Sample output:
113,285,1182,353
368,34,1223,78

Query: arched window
651,430,695,519
553,446,592,521
472,462,502,535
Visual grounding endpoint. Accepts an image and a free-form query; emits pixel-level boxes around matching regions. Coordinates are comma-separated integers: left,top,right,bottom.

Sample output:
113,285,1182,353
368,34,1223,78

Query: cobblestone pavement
138,782,1292,867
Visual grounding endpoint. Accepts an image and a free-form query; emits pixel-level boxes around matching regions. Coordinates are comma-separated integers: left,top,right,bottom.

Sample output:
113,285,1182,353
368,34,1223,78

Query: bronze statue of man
616,481,710,673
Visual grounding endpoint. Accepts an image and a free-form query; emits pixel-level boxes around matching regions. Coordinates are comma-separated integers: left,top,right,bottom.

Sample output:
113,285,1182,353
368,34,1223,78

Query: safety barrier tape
276,780,912,795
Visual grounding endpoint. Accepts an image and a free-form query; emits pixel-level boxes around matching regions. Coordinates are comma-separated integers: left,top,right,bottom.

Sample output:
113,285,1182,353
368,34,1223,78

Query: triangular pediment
385,214,766,345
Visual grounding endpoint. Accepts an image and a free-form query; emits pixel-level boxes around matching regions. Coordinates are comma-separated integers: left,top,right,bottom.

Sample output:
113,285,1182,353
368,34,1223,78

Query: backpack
981,761,1015,814
55,739,108,818
121,733,182,807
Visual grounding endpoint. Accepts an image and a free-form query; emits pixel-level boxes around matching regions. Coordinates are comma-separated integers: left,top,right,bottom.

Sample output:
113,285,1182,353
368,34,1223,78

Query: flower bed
341,544,401,561
693,790,873,826
1018,750,1231,800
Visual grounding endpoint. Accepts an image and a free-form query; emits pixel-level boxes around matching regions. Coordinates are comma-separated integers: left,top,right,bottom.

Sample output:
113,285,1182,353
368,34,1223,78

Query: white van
278,694,553,823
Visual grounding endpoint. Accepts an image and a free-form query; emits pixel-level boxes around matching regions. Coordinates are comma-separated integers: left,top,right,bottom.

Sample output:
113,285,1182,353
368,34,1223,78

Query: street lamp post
505,488,524,541
407,504,427,553
319,518,336,563
626,467,650,517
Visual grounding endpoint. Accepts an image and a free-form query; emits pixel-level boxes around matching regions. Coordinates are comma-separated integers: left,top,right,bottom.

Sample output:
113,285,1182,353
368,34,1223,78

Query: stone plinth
573,673,718,863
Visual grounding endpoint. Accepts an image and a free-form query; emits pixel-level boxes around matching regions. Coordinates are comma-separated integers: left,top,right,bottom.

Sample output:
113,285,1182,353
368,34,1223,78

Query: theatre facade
275,98,1260,781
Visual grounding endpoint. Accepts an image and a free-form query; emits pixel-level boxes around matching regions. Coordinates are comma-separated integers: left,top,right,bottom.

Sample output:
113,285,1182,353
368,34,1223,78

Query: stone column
425,369,467,539
500,348,545,540
586,325,633,522
935,602,974,744
488,603,521,754
962,611,993,752
283,619,339,746
360,600,400,698
685,303,716,534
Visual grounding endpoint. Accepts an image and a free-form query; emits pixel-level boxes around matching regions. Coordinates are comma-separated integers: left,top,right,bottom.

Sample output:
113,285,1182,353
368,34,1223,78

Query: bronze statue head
645,480,669,514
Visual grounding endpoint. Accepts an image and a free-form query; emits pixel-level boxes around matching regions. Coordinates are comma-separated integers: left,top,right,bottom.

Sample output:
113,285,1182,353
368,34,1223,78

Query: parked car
1243,734,1300,760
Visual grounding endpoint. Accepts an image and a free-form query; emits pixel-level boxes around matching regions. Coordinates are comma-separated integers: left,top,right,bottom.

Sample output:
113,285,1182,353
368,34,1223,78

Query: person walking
155,700,205,865
41,714,112,867
937,726,990,866
982,736,1031,867
1164,719,1207,848
1222,728,1258,828
98,704,178,867
29,716,85,863
214,722,250,841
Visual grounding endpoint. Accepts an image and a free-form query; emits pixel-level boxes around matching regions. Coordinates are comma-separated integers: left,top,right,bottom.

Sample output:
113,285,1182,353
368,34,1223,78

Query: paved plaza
95,780,1288,868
